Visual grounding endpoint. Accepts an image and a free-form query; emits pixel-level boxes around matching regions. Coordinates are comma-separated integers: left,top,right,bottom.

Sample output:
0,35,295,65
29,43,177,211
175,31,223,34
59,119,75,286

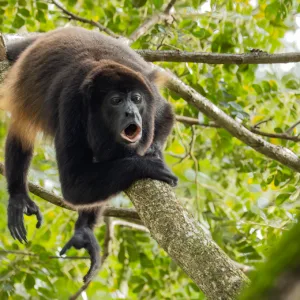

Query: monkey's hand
8,194,43,244
145,157,178,187
60,227,100,283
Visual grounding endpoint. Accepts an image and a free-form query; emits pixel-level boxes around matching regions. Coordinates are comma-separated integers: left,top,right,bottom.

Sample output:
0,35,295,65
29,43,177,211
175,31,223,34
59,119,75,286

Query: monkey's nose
125,111,134,118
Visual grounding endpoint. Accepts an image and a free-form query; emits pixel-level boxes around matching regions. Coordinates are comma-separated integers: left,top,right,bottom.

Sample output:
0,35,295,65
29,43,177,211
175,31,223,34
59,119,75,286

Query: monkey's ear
148,69,169,88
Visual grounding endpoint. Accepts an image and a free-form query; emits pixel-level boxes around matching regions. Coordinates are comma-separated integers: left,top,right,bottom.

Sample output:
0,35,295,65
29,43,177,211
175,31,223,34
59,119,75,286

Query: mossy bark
127,179,249,300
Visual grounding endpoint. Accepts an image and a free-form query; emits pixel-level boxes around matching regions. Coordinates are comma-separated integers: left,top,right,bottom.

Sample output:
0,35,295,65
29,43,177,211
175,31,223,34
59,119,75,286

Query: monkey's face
81,61,156,157
101,88,148,146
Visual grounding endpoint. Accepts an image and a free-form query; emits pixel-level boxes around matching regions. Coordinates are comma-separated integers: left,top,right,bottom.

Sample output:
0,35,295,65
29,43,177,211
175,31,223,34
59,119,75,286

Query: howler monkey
1,27,177,282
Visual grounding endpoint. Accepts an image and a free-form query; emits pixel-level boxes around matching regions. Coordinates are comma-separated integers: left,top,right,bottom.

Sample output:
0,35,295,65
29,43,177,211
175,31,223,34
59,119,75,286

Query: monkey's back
1,27,152,146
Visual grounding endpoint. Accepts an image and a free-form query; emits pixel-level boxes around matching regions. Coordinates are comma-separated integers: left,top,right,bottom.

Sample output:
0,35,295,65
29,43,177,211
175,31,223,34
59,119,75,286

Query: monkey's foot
60,227,101,283
8,195,43,243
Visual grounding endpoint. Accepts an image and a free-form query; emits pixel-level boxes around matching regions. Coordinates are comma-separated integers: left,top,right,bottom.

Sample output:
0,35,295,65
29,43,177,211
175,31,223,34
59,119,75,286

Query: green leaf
132,0,147,8
153,0,163,9
265,2,279,20
275,193,290,205
36,10,46,23
68,0,77,6
228,101,243,111
192,28,211,39
24,274,35,290
18,8,30,17
140,253,153,268
12,14,25,28
285,79,299,90
36,1,48,10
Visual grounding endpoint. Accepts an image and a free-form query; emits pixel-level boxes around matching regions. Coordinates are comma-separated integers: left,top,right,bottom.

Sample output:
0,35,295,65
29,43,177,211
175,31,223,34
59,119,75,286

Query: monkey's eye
132,94,142,104
111,97,123,105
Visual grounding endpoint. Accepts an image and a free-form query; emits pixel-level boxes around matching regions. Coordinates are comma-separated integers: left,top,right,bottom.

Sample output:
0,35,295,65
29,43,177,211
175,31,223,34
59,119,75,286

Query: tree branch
177,115,300,142
129,0,176,42
165,70,300,172
50,0,119,38
136,50,300,64
250,127,300,142
176,115,220,127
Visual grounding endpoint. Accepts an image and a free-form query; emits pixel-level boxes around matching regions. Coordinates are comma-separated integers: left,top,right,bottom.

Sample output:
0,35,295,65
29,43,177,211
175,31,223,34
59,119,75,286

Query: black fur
3,27,177,282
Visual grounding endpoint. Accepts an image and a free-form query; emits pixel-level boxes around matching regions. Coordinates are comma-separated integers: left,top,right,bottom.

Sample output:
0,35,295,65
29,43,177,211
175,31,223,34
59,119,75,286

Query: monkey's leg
60,208,102,283
5,131,42,243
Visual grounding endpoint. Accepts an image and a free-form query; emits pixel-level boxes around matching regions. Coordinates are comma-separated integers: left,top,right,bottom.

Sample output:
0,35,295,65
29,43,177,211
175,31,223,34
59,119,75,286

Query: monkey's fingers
83,239,101,283
8,206,27,244
25,201,43,228
60,237,75,256
35,209,43,228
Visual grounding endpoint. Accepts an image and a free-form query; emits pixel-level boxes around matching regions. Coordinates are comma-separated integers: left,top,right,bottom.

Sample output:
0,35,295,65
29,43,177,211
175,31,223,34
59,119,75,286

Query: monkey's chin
120,124,142,143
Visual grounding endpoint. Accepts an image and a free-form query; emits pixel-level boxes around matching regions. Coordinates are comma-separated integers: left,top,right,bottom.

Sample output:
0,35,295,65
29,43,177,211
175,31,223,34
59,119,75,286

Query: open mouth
120,123,142,143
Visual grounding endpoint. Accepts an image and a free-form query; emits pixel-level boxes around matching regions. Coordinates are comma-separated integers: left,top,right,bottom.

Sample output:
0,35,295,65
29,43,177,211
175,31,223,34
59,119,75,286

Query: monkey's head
81,60,157,157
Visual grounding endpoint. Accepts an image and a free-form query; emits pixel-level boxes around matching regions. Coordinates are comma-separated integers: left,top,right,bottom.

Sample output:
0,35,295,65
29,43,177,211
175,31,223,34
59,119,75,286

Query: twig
190,126,199,205
253,117,273,129
102,217,113,263
111,219,149,232
172,123,191,165
69,281,90,300
0,250,89,259
176,115,220,127
285,120,300,134
136,50,300,64
251,118,300,142
51,0,119,38
232,261,255,273
129,0,176,42
250,128,300,142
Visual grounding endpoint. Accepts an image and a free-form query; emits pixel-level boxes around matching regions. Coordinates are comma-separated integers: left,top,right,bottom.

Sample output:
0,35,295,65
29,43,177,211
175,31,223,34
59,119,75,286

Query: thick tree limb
136,50,300,64
4,33,300,65
126,179,249,300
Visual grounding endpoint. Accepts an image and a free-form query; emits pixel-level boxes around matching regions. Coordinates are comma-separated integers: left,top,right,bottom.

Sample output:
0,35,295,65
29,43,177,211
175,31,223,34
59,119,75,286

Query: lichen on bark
126,179,249,300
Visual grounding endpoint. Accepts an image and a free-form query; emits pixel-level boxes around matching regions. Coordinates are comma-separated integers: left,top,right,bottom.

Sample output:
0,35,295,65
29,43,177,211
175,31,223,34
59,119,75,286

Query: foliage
0,0,300,299
241,218,300,299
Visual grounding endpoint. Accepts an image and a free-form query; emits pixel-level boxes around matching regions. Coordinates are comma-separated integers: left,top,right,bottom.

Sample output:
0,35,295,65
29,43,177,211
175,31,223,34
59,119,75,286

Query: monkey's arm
57,151,177,206
5,130,42,243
